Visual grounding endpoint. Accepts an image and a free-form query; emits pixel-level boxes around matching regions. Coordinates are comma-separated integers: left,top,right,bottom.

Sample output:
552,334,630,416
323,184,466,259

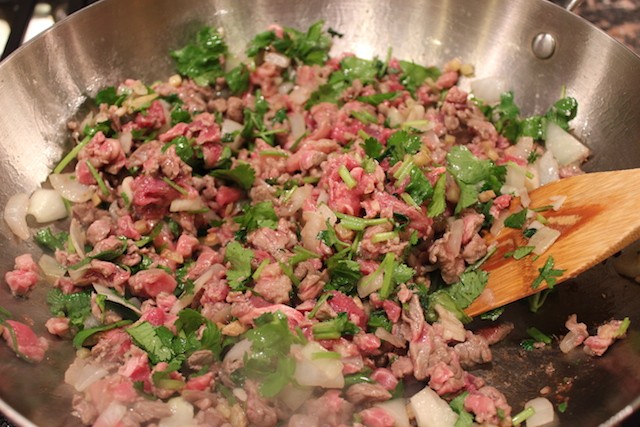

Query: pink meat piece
45,317,70,337
319,154,365,216
359,407,395,427
475,322,515,345
185,371,213,391
139,307,166,327
86,218,113,245
464,386,511,425
128,268,177,298
373,191,433,238
187,247,223,279
253,262,293,304
2,320,48,362
584,318,628,356
215,185,243,208
371,368,399,391
382,300,402,323
77,131,126,175
130,175,179,207
436,70,459,89
5,254,40,296
302,389,354,427
201,142,223,168
489,194,512,219
118,347,151,386
559,314,589,353
353,333,381,355
308,102,338,141
327,291,368,328
86,374,138,415
175,233,200,259
134,100,166,129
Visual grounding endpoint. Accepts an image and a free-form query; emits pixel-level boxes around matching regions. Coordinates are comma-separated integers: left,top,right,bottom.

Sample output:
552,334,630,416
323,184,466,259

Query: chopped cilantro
479,307,505,321
357,92,399,106
557,401,568,413
531,256,565,289
325,258,362,295
312,312,360,340
224,242,254,290
504,208,528,229
363,137,385,160
47,288,92,330
526,326,552,344
210,163,256,191
272,108,288,124
505,245,535,260
426,268,489,323
384,130,422,165
95,86,125,107
225,64,250,95
73,320,132,348
405,166,434,205
233,201,278,241
170,107,192,126
171,27,228,86
367,309,393,333
398,60,441,94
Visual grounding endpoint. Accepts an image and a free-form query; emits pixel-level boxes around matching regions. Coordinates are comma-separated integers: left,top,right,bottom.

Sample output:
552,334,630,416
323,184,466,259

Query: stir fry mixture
0,22,630,427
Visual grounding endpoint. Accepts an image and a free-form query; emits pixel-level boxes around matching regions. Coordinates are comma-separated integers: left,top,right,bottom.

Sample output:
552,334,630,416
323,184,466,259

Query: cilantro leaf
312,312,360,340
504,209,528,229
426,268,489,322
357,92,400,106
325,258,362,295
34,227,69,251
363,137,385,160
225,64,250,95
170,107,192,126
171,27,228,86
233,201,278,240
73,320,132,348
405,166,434,205
398,60,441,93
368,309,392,332
546,96,578,130
210,163,256,191
162,135,198,166
385,130,422,165
95,86,125,107
47,288,92,330
531,256,565,289
127,322,176,364
224,242,254,290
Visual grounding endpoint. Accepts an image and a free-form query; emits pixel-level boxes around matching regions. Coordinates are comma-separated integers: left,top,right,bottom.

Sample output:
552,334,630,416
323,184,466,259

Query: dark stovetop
0,0,639,426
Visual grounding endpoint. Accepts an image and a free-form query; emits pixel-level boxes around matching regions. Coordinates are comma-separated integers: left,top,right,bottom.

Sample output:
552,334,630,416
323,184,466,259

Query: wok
0,0,639,426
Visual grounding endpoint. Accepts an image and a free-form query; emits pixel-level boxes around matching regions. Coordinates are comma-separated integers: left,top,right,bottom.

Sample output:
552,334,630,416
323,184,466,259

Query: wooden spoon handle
466,168,640,316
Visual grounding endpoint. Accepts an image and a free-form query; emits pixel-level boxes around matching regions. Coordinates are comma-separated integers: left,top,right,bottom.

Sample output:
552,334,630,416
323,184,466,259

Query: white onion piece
223,339,252,366
118,131,133,154
505,137,534,162
386,107,404,128
435,304,466,342
264,52,291,68
221,119,244,150
525,397,555,427
174,265,221,311
535,150,559,185
4,193,30,240
410,385,458,427
374,399,410,427
93,283,142,315
289,86,312,105
278,81,294,95
158,397,198,427
445,219,464,257
280,384,314,411
64,357,109,391
49,173,94,203
374,327,406,348
525,165,541,191
169,197,206,213
529,226,561,255
120,176,134,205
470,76,508,104
545,121,590,166
93,402,127,427
549,195,567,211
490,210,508,237
126,93,158,111
293,342,344,389
69,218,86,258
38,254,66,284
289,112,306,142
357,271,384,298
28,189,67,223
280,184,313,216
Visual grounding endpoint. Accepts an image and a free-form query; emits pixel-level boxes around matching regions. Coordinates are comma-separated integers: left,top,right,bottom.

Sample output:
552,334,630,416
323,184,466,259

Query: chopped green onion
134,221,164,248
53,135,91,174
400,192,419,207
302,176,320,184
531,205,553,212
335,212,389,231
338,165,358,189
378,253,396,299
511,406,535,425
85,161,110,196
162,176,189,196
259,150,289,157
526,326,552,344
290,132,308,152
535,213,548,225
371,231,398,244
392,159,414,182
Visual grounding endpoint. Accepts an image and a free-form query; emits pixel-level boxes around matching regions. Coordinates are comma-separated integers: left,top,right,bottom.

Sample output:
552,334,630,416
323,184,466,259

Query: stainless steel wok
0,0,639,426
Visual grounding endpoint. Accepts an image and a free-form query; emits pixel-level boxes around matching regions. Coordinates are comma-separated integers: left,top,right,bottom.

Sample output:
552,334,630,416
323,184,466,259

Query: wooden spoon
465,168,640,317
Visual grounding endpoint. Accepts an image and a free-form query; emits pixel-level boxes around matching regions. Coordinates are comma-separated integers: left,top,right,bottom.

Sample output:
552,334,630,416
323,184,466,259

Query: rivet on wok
532,32,556,59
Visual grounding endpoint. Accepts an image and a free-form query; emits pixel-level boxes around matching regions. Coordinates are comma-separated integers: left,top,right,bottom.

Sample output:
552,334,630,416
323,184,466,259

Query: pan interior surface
0,0,638,426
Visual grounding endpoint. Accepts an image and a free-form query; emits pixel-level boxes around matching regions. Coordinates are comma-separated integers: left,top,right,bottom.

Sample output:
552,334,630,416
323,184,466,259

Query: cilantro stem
400,192,419,207
53,135,91,174
401,119,430,130
526,326,552,344
335,212,389,231
512,407,535,425
162,176,189,196
371,231,398,244
252,259,270,280
338,165,358,189
85,161,110,196
259,150,289,157
393,159,414,182
378,253,396,299
308,293,332,319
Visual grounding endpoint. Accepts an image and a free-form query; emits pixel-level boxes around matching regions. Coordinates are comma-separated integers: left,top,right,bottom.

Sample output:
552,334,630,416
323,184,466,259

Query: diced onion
93,402,127,427
264,52,291,68
505,137,534,162
535,150,559,186
170,197,206,212
374,399,410,427
293,342,344,389
528,226,561,255
69,218,87,258
223,339,252,366
357,272,383,298
279,384,313,411
119,131,133,154
27,189,68,223
221,119,244,150
120,176,134,205
49,173,94,203
525,397,555,427
374,327,406,348
445,219,464,257
93,283,142,315
559,330,584,354
549,195,566,211
126,93,158,111
64,357,109,391
38,254,66,284
409,385,458,427
545,121,590,166
289,87,312,106
470,76,508,104
158,397,198,427
4,193,30,240
435,305,466,342
289,112,306,141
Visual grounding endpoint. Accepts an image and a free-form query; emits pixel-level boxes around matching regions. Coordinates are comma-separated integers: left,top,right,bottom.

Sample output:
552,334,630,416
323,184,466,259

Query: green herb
83,120,113,138
531,256,565,289
73,320,132,348
288,245,321,267
85,161,110,196
504,209,528,229
350,110,378,125
34,227,69,251
504,245,535,260
427,173,447,217
225,64,250,95
363,137,385,160
133,221,164,248
233,201,278,241
615,317,631,337
0,306,10,324
171,27,228,86
526,326,552,344
450,392,474,427
357,92,399,106
398,61,441,94
247,20,333,66
511,406,535,425
46,289,91,330
308,292,333,319
127,321,176,363
162,135,198,166
53,135,91,174
523,228,538,238
557,402,568,413
384,130,422,165
224,242,254,290
170,107,191,126
318,222,350,251
426,268,489,323
338,165,358,189
520,338,536,351
243,311,300,397
367,309,392,333
161,176,189,196
325,258,362,295
92,236,128,261
405,166,434,205
344,370,374,386
272,108,288,124
210,163,256,191
312,312,360,340
528,289,553,313
480,307,505,321
95,86,126,107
